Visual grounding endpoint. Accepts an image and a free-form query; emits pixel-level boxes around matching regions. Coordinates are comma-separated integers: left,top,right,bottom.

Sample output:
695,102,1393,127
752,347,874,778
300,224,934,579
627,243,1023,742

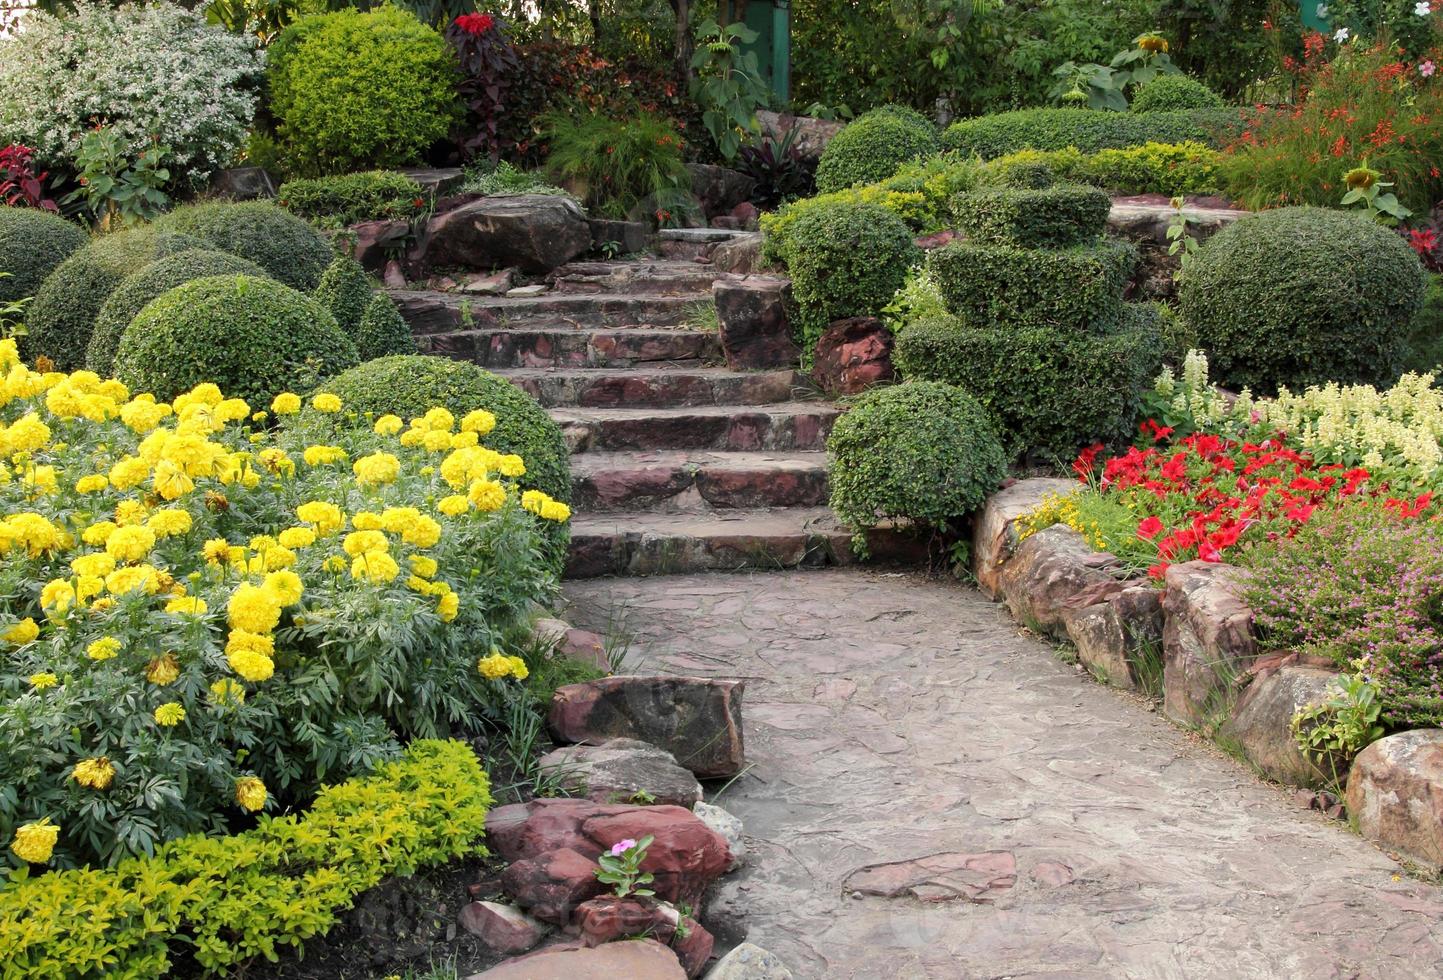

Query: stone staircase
393,258,868,578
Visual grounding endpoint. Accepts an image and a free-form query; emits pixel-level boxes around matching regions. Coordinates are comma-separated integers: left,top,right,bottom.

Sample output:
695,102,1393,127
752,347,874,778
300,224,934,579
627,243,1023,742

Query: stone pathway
562,569,1443,980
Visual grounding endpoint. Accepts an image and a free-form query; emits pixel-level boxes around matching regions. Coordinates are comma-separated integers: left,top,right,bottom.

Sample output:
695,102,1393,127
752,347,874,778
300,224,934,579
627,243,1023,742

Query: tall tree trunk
670,0,693,85
588,0,603,47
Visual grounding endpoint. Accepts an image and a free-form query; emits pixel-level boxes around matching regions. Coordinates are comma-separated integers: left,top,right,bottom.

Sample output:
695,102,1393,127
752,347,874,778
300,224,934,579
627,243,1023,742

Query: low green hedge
0,740,491,979
982,141,1222,197
356,292,417,361
894,308,1163,459
952,184,1112,249
942,107,1242,159
928,238,1135,332
277,170,427,227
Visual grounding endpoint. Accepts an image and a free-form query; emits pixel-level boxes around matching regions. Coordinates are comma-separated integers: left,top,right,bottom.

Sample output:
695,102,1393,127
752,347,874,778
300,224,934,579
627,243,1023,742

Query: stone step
549,260,731,296
417,328,722,369
494,367,809,408
553,403,840,453
392,289,710,334
571,450,830,512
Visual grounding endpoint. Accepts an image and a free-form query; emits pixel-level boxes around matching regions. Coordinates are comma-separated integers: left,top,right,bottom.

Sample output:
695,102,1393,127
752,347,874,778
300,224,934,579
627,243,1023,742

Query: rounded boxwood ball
355,292,417,361
814,112,940,194
0,208,86,305
826,380,1008,532
156,201,334,290
1179,207,1428,393
114,275,359,405
86,249,271,374
1130,74,1225,113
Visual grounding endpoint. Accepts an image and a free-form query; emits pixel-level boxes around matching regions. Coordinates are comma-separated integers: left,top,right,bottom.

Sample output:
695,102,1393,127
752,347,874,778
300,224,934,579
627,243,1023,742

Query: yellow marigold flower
5,512,66,555
72,757,115,790
226,629,275,656
76,575,104,602
437,590,459,622
147,509,193,538
449,431,479,449
351,511,384,531
88,597,116,613
498,455,525,478
540,500,571,522
29,672,58,690
175,382,223,411
74,473,109,494
408,555,438,578
506,655,528,680
4,617,39,644
271,392,302,415
263,570,304,606
108,455,150,490
153,702,186,726
165,596,208,617
296,500,344,536
422,406,454,432
257,447,294,476
120,398,170,434
277,526,317,549
235,776,267,812
380,507,420,533
469,479,507,512
40,579,76,614
228,648,275,682
202,537,232,565
351,551,401,583
322,555,347,573
343,529,389,556
11,818,59,864
251,410,268,423
4,412,51,453
403,516,442,548
70,552,115,578
422,429,452,452
105,564,161,595
106,524,156,563
87,637,121,661
312,392,343,413
478,652,512,680
215,397,249,422
209,678,245,706
248,534,277,552
460,409,496,435
145,654,180,685
405,575,431,592
398,428,426,448
152,459,194,501
374,414,404,436
114,500,148,527
229,583,282,634
437,495,469,517
353,452,400,487
521,489,547,514
303,445,347,467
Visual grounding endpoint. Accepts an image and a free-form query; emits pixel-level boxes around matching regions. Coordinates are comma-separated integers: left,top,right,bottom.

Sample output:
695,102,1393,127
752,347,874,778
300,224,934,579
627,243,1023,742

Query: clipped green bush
780,200,920,353
114,275,359,404
928,238,1135,332
979,141,1222,197
0,740,491,979
23,227,199,371
0,208,86,305
314,254,372,333
1179,207,1428,393
86,249,270,374
268,7,460,175
941,107,1241,159
827,381,1007,535
356,292,418,361
1130,74,1226,113
894,309,1164,459
157,201,334,290
952,184,1111,248
814,111,941,193
277,170,427,227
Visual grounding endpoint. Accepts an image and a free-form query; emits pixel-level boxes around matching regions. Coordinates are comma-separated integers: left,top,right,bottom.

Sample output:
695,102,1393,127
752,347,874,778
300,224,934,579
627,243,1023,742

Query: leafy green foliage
952,184,1112,248
277,170,428,228
941,107,1242,159
978,141,1222,196
114,275,359,405
356,292,419,362
313,254,373,334
156,201,334,291
0,740,492,978
827,380,1008,538
0,207,85,306
1291,674,1385,789
690,18,769,161
539,110,690,221
1130,73,1226,112
1178,207,1428,394
267,6,460,176
62,127,171,229
814,109,940,193
1402,272,1443,375
595,835,656,898
460,160,569,197
86,249,270,375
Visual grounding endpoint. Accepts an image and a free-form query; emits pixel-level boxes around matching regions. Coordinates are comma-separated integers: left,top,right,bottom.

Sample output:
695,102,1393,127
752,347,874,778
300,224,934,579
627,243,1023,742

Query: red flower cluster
0,144,56,211
455,12,495,36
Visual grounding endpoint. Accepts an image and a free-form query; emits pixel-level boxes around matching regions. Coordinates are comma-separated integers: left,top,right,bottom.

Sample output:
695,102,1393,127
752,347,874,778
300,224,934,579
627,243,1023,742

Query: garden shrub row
951,184,1112,249
983,141,1222,197
277,170,428,227
941,107,1243,159
0,740,491,979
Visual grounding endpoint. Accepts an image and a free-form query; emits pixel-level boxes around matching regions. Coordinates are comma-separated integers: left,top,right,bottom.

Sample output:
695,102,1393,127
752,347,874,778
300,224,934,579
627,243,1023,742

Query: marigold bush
0,345,563,866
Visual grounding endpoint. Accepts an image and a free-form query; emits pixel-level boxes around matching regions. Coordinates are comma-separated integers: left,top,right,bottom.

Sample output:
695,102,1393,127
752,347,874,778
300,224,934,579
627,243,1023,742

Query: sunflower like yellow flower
1344,164,1380,191
303,445,347,467
343,529,389,557
263,570,304,606
352,452,400,488
210,678,246,706
152,459,194,501
437,590,459,622
71,552,116,578
478,652,512,680
351,511,384,531
40,579,76,614
408,555,438,578
5,617,39,645
296,500,344,536
153,702,186,726
87,637,121,661
82,521,118,546
29,672,58,690
11,818,59,863
311,392,343,413
460,409,496,435
277,526,317,549
228,583,282,634
235,776,268,812
72,757,115,790
227,648,275,682
105,564,161,596
351,551,401,584
106,524,156,563
271,392,302,415
437,495,469,517
145,654,181,685
1136,32,1168,52
74,473,109,494
147,509,193,538
374,414,404,436
469,479,507,512
165,596,208,617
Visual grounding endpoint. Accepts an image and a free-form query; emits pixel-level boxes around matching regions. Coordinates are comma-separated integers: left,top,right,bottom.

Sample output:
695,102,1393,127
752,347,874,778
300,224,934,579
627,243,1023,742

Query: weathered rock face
756,110,846,163
531,616,610,673
843,850,1017,903
971,478,1079,599
1161,561,1257,728
810,317,894,395
418,195,591,273
1218,665,1341,788
706,942,793,980
550,675,746,778
688,163,757,218
713,277,799,371
692,801,745,871
346,219,411,272
466,938,687,979
1347,729,1443,868
995,526,1124,638
1062,584,1164,691
537,738,704,807
399,166,465,197
1107,196,1246,301
574,896,714,977
498,846,606,924
589,218,651,255
711,232,765,275
458,900,549,955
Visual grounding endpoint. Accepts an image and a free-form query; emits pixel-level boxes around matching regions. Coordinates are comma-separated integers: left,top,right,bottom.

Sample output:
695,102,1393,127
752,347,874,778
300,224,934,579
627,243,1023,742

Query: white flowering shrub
0,1,264,186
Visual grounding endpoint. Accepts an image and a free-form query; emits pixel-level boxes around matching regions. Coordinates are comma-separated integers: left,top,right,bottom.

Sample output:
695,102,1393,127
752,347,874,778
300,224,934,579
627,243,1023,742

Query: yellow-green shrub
0,739,491,979
981,141,1221,197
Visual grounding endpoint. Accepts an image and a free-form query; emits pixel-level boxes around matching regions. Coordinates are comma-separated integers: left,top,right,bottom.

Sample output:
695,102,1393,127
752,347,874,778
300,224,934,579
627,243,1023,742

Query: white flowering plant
0,344,568,868
0,1,264,188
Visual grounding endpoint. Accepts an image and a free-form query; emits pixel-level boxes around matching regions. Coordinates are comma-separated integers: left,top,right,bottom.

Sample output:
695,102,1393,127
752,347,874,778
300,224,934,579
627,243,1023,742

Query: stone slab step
417,328,722,369
553,403,840,453
494,367,808,408
549,260,733,296
392,289,709,334
571,450,829,511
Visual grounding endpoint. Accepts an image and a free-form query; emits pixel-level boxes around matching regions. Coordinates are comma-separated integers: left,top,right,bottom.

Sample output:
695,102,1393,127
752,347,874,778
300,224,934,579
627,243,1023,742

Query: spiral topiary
0,208,86,306
814,111,940,194
156,201,334,290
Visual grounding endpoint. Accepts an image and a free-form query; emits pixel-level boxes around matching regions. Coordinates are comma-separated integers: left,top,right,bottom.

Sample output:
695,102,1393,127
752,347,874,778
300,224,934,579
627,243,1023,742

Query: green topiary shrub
311,355,570,571
0,208,86,305
928,238,1135,332
827,381,1008,537
941,107,1242,159
156,201,334,290
978,142,1222,197
814,111,941,193
114,275,359,405
1178,207,1428,393
952,184,1111,248
1130,74,1226,113
268,7,460,176
314,254,372,333
277,170,427,227
859,103,937,133
86,249,270,374
894,309,1164,459
780,200,920,354
23,227,200,371
356,292,418,361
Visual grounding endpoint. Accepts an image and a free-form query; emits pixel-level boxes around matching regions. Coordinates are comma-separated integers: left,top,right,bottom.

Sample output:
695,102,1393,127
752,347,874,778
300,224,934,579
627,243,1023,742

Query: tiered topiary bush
895,175,1161,459
156,201,334,290
313,255,416,360
814,106,941,193
0,208,86,306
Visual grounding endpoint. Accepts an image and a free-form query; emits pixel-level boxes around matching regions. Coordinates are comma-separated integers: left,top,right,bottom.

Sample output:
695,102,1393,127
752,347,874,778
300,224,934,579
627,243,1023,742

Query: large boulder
532,616,610,672
418,194,591,273
693,801,745,871
756,110,846,164
711,232,765,275
498,847,606,925
810,316,894,395
575,896,714,977
537,738,704,807
1062,584,1164,692
707,942,793,980
549,676,746,778
458,900,549,955
688,163,757,218
466,938,687,979
971,478,1079,599
1347,729,1443,868
713,276,799,371
1218,664,1342,787
1161,561,1257,728
995,526,1124,639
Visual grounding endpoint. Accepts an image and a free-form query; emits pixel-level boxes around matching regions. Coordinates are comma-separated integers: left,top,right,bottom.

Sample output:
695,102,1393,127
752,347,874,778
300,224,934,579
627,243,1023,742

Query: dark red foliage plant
0,144,57,212
446,12,520,162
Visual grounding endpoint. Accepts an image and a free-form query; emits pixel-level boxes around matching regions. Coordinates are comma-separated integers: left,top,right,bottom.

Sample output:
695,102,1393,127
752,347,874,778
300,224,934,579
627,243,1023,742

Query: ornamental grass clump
0,344,565,867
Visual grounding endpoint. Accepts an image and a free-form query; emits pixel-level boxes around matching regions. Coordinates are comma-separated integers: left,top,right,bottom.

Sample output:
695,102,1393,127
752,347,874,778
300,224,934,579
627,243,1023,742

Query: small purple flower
610,839,637,857
1421,60,1437,78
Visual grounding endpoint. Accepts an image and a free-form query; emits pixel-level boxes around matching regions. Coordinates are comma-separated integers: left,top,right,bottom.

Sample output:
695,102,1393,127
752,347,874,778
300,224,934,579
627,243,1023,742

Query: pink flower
610,839,637,856
1422,60,1438,78
1410,228,1438,256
